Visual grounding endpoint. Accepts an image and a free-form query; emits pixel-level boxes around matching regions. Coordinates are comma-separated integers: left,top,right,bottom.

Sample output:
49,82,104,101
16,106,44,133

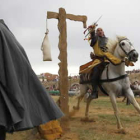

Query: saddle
79,55,108,84
80,54,104,72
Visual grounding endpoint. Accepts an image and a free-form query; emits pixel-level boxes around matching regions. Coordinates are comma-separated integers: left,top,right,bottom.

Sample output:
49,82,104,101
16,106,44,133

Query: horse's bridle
119,38,136,58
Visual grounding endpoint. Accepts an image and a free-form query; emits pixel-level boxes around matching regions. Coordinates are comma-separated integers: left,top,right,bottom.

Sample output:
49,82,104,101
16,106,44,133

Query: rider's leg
91,83,98,99
90,66,99,99
0,126,6,140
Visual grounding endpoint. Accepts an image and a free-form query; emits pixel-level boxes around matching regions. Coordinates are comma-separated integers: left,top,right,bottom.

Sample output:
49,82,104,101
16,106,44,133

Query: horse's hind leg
80,97,93,122
109,94,124,132
122,97,126,102
85,97,93,118
73,85,87,110
0,126,6,140
73,95,82,110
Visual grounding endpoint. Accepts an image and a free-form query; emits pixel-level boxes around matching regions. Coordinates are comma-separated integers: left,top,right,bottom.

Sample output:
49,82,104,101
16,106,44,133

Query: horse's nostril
133,52,139,58
128,51,139,62
136,52,139,57
133,54,136,57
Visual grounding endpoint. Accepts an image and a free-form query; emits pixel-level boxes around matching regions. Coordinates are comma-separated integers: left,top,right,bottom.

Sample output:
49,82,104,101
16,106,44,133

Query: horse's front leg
109,94,125,133
125,88,140,113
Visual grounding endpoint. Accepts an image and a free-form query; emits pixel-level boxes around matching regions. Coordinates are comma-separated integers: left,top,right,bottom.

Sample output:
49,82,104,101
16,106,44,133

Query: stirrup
89,92,98,99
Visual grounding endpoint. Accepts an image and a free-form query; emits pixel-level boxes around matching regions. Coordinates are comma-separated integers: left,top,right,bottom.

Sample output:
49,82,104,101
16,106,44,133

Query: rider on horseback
84,25,123,99
87,24,135,99
80,24,135,99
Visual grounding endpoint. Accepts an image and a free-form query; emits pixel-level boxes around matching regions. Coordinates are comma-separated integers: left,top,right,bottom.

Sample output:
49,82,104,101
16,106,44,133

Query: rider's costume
80,30,122,74
80,29,134,74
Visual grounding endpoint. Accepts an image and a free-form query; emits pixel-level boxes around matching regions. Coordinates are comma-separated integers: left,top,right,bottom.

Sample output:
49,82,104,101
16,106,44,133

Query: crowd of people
126,69,140,74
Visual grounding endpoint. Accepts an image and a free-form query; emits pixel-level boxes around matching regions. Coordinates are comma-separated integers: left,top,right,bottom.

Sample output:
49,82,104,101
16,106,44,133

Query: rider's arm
90,31,98,47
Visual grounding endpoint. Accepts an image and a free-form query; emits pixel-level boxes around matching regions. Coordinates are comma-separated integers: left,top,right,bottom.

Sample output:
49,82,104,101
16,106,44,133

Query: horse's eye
121,42,125,46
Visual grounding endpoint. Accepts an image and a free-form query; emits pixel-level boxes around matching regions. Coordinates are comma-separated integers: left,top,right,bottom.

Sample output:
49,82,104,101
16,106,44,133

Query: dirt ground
7,96,140,140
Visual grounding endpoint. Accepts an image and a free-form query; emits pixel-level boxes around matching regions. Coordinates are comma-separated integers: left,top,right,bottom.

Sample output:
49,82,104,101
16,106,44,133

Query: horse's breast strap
98,74,128,96
99,74,128,83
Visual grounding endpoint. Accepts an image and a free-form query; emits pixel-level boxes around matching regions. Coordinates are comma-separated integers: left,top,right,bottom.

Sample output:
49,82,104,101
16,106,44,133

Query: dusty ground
7,96,140,140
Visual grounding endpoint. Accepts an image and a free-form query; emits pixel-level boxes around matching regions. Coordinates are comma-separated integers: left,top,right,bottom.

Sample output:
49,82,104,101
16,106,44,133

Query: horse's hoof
118,128,126,134
73,106,79,110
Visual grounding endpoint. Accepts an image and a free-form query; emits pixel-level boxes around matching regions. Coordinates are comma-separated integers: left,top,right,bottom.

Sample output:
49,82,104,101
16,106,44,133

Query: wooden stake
47,7,87,130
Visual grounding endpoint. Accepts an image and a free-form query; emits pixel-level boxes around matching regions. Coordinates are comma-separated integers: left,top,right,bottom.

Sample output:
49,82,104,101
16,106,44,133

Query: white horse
73,36,139,132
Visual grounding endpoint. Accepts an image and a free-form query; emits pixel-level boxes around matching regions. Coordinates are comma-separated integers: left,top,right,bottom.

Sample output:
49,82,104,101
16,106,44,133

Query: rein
101,61,128,82
98,74,128,96
98,60,128,96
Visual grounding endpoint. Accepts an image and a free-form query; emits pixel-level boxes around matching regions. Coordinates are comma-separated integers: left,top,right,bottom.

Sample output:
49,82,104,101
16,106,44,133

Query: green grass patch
74,127,130,140
121,115,140,123
90,97,112,108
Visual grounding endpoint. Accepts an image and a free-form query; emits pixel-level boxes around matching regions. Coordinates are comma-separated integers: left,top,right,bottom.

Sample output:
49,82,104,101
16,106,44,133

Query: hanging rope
41,17,52,61
45,18,49,34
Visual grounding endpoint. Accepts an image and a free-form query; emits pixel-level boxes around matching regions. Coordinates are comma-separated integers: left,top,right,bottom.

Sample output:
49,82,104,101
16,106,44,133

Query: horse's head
117,37,139,62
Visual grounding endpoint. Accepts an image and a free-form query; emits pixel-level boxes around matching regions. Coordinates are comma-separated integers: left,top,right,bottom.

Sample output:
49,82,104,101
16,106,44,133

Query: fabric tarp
0,20,64,132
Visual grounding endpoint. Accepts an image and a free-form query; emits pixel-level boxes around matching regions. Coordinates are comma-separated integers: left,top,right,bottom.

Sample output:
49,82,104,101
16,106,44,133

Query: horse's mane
106,36,126,53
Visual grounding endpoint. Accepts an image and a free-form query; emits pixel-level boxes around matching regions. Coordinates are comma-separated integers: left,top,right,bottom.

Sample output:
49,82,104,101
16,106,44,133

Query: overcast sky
0,0,140,75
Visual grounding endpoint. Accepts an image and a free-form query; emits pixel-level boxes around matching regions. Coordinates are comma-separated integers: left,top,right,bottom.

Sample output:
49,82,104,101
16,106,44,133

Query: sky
0,0,140,75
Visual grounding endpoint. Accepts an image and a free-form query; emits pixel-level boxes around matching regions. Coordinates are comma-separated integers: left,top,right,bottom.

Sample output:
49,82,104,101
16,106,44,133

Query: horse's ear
116,35,126,42
116,35,120,41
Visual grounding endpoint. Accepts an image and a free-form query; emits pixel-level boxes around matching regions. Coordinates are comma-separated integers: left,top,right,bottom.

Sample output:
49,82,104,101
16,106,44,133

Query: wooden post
47,7,87,130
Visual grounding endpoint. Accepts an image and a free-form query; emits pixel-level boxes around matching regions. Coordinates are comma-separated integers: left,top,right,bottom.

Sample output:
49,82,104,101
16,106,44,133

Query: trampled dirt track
7,96,140,140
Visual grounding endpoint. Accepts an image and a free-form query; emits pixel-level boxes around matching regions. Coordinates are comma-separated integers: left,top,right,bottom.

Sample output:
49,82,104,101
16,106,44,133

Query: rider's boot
90,84,98,99
89,66,99,99
89,62,107,99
